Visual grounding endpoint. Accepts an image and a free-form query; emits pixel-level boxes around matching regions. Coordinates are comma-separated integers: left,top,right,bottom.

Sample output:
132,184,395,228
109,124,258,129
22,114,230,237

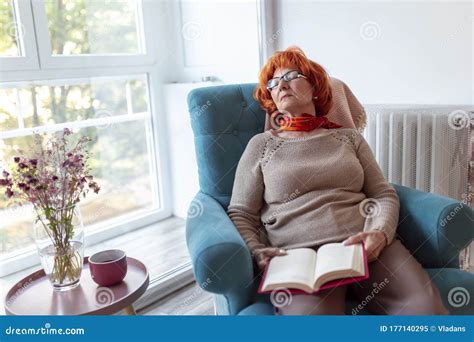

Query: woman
227,46,448,315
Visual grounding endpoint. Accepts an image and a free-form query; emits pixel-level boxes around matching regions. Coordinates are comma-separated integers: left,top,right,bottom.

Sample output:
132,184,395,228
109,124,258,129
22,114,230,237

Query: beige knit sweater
227,128,400,255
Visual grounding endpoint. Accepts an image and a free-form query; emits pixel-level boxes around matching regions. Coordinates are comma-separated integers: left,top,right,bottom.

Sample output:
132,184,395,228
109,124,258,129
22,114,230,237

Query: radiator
362,105,473,206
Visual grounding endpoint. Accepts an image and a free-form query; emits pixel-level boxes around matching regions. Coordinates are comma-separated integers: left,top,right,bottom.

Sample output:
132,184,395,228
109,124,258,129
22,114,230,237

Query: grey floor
140,281,215,315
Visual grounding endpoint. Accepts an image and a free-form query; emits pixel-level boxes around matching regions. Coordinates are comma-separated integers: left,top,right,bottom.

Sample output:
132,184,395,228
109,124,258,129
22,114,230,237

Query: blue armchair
185,83,474,315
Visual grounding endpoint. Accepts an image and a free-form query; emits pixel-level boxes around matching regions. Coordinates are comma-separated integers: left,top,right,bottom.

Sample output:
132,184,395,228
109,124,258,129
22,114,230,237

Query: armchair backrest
187,83,265,208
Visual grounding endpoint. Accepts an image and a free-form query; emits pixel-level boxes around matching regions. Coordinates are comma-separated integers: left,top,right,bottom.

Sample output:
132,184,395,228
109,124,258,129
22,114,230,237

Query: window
0,0,39,70
0,75,159,256
0,0,22,56
0,0,169,276
45,0,143,55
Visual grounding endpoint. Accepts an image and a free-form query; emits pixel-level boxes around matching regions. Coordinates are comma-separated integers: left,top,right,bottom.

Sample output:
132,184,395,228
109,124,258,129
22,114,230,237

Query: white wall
162,82,222,219
159,1,263,218
274,0,473,105
162,0,261,84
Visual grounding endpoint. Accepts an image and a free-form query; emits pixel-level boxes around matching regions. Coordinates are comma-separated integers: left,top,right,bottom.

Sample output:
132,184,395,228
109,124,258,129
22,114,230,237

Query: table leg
124,305,137,315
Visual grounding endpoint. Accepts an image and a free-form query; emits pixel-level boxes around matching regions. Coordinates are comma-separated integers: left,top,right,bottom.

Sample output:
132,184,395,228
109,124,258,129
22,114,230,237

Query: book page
261,248,316,292
313,243,364,287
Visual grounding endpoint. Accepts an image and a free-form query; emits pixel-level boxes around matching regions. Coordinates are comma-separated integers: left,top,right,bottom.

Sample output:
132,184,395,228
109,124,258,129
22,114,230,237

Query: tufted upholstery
188,83,266,208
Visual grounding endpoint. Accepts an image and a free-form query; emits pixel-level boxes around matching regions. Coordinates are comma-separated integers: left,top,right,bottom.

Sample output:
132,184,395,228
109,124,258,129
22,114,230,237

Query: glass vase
33,204,84,291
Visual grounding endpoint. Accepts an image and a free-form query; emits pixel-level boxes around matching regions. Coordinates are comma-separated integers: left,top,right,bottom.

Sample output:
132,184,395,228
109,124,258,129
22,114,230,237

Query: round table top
4,256,149,315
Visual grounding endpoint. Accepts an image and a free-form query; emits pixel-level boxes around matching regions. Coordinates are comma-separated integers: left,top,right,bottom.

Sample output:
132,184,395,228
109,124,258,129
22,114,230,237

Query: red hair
254,46,333,117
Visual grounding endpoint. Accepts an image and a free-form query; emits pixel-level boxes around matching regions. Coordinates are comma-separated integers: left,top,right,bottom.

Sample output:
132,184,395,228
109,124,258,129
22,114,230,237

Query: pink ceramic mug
89,249,127,286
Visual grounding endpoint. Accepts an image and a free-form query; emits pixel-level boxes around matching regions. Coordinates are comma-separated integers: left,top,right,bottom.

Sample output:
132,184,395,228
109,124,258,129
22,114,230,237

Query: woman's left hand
342,231,387,262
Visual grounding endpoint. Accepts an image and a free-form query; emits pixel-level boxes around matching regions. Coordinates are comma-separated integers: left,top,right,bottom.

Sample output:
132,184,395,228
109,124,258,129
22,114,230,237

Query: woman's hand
253,247,288,270
342,231,387,262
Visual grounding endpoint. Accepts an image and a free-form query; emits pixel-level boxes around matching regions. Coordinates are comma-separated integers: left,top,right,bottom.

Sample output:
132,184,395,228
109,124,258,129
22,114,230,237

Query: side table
4,256,149,315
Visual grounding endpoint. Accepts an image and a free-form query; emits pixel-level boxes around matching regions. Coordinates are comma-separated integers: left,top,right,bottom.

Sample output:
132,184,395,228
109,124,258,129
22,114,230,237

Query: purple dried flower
2,129,99,210
27,178,38,185
5,188,14,198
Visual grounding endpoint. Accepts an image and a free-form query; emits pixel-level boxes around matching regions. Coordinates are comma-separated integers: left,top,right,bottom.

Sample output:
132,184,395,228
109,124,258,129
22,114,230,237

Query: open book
258,242,369,294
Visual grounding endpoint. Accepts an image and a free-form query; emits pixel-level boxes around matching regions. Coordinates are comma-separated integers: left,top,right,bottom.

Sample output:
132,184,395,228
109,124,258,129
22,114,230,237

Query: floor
140,281,215,315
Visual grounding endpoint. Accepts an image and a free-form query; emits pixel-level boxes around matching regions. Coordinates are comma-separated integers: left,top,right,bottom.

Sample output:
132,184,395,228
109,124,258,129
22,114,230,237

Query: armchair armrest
392,183,473,268
426,268,474,315
186,191,255,315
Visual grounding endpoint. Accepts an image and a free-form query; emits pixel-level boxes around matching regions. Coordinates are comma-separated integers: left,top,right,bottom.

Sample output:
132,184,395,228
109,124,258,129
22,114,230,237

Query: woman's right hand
253,247,288,270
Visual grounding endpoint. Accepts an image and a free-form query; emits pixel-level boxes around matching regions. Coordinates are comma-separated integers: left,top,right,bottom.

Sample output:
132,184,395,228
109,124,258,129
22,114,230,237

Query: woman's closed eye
267,70,307,91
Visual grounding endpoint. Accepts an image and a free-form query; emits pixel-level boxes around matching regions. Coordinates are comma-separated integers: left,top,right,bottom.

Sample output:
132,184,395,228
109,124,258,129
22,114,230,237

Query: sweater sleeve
227,134,268,254
356,134,400,245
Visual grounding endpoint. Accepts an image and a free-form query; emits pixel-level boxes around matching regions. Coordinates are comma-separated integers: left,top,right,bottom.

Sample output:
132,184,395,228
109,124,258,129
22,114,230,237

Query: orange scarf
278,113,342,131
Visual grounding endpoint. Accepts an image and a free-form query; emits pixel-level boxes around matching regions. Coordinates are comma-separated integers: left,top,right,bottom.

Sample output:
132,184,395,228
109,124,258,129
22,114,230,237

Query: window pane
0,76,148,131
0,0,21,56
0,88,31,131
0,77,158,259
45,0,142,55
0,121,157,258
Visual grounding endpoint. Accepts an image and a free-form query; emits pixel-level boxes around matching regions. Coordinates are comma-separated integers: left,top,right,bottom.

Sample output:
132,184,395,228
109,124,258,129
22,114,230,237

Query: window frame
30,0,158,69
0,0,173,277
0,0,40,71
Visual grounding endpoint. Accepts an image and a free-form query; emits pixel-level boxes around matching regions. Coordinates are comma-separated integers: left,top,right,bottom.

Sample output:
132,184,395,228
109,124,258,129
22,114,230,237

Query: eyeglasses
266,70,307,91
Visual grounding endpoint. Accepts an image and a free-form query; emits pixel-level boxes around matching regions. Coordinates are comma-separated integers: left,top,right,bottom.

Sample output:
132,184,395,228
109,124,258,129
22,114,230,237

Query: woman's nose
277,79,289,91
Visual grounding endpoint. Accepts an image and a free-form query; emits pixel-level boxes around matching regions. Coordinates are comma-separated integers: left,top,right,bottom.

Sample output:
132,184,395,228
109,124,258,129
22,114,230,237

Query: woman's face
269,66,315,115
